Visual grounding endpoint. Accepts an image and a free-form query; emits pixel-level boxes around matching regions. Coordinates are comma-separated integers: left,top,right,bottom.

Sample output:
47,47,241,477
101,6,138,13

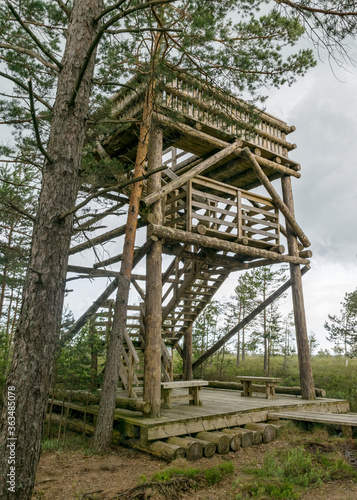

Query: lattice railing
163,175,280,249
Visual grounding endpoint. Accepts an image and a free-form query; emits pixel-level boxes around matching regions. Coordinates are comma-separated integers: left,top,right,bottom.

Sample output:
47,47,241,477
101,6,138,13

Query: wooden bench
161,380,208,409
236,376,282,400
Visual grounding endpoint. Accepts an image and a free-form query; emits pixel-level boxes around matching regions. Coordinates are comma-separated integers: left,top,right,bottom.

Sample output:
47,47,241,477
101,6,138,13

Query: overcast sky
1,25,356,353
217,44,357,350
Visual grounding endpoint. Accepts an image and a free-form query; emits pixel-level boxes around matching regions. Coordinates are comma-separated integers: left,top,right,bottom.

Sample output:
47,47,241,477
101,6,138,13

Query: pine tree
1,1,357,497
325,289,357,366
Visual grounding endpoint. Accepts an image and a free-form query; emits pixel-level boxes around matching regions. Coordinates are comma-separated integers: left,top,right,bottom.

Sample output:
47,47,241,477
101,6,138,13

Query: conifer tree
1,1,357,497
325,288,357,366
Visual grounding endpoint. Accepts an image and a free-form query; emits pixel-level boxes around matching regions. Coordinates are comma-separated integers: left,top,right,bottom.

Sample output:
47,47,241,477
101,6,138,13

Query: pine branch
54,0,71,19
0,177,40,190
0,43,59,71
6,1,63,69
59,165,167,220
94,0,128,22
0,113,50,125
68,0,179,107
0,70,53,111
28,80,53,165
0,199,35,222
107,26,182,34
275,0,357,17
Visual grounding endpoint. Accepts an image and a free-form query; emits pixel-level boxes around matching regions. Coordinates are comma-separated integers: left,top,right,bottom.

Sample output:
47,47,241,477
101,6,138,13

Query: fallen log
49,389,151,415
244,423,277,444
195,431,230,455
44,413,121,444
207,381,326,397
167,437,203,461
127,439,185,461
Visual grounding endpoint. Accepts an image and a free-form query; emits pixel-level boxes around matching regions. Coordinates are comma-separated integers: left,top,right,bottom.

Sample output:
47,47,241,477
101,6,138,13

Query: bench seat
236,376,282,399
161,380,208,408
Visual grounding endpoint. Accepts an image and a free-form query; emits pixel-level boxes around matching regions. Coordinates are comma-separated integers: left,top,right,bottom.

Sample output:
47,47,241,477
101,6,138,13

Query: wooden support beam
281,175,315,400
62,241,152,345
149,224,309,266
144,124,163,418
191,266,309,369
241,148,311,248
157,112,242,150
141,141,242,208
182,325,193,381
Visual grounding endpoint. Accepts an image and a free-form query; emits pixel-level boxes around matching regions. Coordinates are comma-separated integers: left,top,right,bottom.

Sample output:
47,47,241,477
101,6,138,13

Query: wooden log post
49,389,151,414
192,438,216,457
144,124,164,418
239,427,262,445
182,326,193,380
195,431,230,454
207,380,325,397
230,428,253,448
244,423,277,444
128,439,186,461
167,437,203,461
281,175,316,400
220,429,242,451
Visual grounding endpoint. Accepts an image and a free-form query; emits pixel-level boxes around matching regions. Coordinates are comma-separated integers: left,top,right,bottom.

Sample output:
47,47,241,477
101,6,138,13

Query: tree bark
92,67,158,450
281,175,315,400
144,124,163,418
0,2,103,498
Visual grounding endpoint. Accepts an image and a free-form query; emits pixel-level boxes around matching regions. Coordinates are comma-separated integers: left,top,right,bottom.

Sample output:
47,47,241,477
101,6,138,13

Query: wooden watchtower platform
65,73,315,419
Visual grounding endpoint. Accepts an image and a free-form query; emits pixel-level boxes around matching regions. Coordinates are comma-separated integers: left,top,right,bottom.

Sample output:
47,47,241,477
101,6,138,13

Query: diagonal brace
241,147,310,248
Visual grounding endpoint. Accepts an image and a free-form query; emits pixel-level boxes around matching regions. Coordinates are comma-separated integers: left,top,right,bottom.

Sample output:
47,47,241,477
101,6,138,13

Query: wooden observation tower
66,74,315,418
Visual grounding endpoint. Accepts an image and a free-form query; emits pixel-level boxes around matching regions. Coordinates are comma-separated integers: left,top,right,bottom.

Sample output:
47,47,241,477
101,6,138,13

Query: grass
233,435,357,499
41,425,92,454
149,461,234,486
192,354,357,411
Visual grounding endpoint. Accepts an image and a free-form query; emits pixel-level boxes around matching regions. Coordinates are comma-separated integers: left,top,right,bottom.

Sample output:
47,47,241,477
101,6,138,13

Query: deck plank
268,411,357,427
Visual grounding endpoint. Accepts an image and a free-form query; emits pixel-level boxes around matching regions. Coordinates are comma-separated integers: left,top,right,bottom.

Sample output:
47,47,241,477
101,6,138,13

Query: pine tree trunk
263,286,268,371
242,328,246,361
144,123,163,417
89,318,98,392
0,2,103,498
92,73,157,451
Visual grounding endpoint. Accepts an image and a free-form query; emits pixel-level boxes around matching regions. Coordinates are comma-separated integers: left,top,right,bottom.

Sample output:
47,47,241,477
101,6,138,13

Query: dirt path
32,433,357,499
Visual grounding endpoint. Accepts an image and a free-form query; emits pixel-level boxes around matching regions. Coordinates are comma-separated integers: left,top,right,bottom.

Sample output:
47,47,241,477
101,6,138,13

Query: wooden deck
110,388,349,443
269,410,357,427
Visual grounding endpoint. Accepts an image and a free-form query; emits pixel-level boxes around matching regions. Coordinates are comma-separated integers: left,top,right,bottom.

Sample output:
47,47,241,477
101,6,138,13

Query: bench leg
189,386,200,405
266,383,276,400
161,388,172,409
242,381,252,397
